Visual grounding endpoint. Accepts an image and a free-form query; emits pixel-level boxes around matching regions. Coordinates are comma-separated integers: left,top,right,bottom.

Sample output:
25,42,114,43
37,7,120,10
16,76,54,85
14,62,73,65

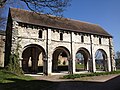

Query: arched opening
22,44,46,73
52,46,70,73
75,48,90,72
95,49,108,71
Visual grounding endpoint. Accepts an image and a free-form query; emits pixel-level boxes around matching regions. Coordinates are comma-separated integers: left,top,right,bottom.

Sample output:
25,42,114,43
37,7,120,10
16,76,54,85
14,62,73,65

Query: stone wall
0,34,5,67
9,20,115,75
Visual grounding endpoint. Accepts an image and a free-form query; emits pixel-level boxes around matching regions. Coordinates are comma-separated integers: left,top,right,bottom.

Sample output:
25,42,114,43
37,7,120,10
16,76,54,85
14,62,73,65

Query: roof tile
9,8,111,37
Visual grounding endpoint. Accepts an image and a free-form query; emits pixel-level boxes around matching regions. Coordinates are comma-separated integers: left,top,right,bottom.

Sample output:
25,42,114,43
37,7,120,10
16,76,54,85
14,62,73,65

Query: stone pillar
107,57,112,72
68,57,73,74
0,35,5,67
88,58,92,71
69,32,76,74
92,53,96,72
31,59,38,73
109,38,116,71
86,59,89,71
45,28,52,75
90,35,96,72
47,56,52,75
72,52,76,73
43,57,48,75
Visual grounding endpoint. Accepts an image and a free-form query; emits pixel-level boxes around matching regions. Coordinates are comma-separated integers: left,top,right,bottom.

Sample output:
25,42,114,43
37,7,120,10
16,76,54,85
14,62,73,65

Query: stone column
46,28,52,75
109,38,116,71
43,57,48,75
86,59,89,71
68,56,73,74
47,56,52,75
90,35,96,72
69,32,76,74
72,52,76,74
31,59,38,73
0,35,5,67
92,53,96,72
107,56,112,72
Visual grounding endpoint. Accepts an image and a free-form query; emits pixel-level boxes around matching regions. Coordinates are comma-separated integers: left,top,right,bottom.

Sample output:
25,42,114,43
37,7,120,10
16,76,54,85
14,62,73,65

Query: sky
0,0,120,53
63,0,120,53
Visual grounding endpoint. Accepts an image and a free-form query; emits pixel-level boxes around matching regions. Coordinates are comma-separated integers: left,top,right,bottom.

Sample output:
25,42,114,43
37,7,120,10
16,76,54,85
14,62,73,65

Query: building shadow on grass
1,75,120,90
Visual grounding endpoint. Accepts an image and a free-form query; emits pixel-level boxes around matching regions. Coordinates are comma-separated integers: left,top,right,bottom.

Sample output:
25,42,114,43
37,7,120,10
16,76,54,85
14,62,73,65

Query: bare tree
0,0,6,7
0,0,71,16
0,7,6,29
0,0,71,30
0,17,5,29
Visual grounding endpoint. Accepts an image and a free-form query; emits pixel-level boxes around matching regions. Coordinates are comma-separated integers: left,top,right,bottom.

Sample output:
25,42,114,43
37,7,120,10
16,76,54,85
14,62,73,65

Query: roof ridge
9,8,112,37
10,8,101,26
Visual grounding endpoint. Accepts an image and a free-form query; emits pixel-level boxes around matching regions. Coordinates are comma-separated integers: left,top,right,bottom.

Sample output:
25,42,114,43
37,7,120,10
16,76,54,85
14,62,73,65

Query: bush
6,53,23,76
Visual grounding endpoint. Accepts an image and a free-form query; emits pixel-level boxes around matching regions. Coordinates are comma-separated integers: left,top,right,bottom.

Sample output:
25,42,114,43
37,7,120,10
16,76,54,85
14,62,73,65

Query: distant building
3,8,116,75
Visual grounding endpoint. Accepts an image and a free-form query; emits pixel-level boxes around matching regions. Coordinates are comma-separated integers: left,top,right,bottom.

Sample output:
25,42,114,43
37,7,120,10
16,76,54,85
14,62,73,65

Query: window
81,36,84,43
99,38,101,44
39,30,42,38
60,33,63,40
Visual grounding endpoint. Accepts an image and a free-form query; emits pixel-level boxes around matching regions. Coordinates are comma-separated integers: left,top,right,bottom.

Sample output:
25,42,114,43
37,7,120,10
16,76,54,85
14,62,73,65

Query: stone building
5,8,115,75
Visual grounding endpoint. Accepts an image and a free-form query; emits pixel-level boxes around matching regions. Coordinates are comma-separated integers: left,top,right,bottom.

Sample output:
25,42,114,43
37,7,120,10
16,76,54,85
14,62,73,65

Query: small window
60,33,63,40
39,30,42,38
18,22,22,26
81,36,84,43
99,38,101,44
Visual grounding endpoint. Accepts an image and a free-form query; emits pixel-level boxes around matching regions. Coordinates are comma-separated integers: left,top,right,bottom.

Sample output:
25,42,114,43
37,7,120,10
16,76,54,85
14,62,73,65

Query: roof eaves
14,20,112,37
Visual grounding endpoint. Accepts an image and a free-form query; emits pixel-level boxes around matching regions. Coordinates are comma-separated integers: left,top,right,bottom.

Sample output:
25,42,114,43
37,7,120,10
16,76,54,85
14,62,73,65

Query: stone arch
75,47,90,72
52,46,70,72
22,44,46,73
95,49,108,71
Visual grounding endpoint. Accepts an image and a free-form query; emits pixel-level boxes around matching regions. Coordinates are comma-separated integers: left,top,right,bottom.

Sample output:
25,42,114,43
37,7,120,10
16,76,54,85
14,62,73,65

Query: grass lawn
62,70,120,79
0,70,55,90
76,63,84,69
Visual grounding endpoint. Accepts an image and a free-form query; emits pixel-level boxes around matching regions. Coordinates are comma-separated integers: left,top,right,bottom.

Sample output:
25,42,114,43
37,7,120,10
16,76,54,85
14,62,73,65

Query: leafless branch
0,0,71,16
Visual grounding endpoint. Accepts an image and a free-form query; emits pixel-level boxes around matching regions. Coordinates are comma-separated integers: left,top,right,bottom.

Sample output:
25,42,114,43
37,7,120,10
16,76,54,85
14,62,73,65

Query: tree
116,51,120,59
0,0,71,29
0,0,6,7
115,51,120,68
0,7,6,29
0,0,71,16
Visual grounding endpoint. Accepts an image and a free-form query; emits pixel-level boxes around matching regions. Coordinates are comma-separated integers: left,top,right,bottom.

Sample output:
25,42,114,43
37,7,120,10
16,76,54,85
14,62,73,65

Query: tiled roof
9,8,111,37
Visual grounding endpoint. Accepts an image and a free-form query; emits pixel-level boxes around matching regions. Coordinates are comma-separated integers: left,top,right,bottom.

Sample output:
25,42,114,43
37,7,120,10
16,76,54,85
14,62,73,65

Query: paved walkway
33,74,119,82
31,74,120,90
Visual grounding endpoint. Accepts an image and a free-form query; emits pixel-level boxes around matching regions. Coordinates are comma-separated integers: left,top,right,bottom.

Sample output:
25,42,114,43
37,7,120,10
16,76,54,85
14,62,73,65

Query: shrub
7,53,23,75
61,70,120,79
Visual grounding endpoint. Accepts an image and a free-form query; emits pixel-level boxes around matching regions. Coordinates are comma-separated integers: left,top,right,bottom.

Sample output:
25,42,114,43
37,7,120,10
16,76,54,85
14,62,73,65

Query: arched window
39,30,42,38
99,38,101,44
60,33,63,40
81,36,84,43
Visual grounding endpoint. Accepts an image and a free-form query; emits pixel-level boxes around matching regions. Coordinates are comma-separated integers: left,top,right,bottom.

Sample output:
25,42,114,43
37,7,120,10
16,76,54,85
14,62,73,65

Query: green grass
0,70,55,90
76,63,84,69
61,70,120,79
0,70,33,83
